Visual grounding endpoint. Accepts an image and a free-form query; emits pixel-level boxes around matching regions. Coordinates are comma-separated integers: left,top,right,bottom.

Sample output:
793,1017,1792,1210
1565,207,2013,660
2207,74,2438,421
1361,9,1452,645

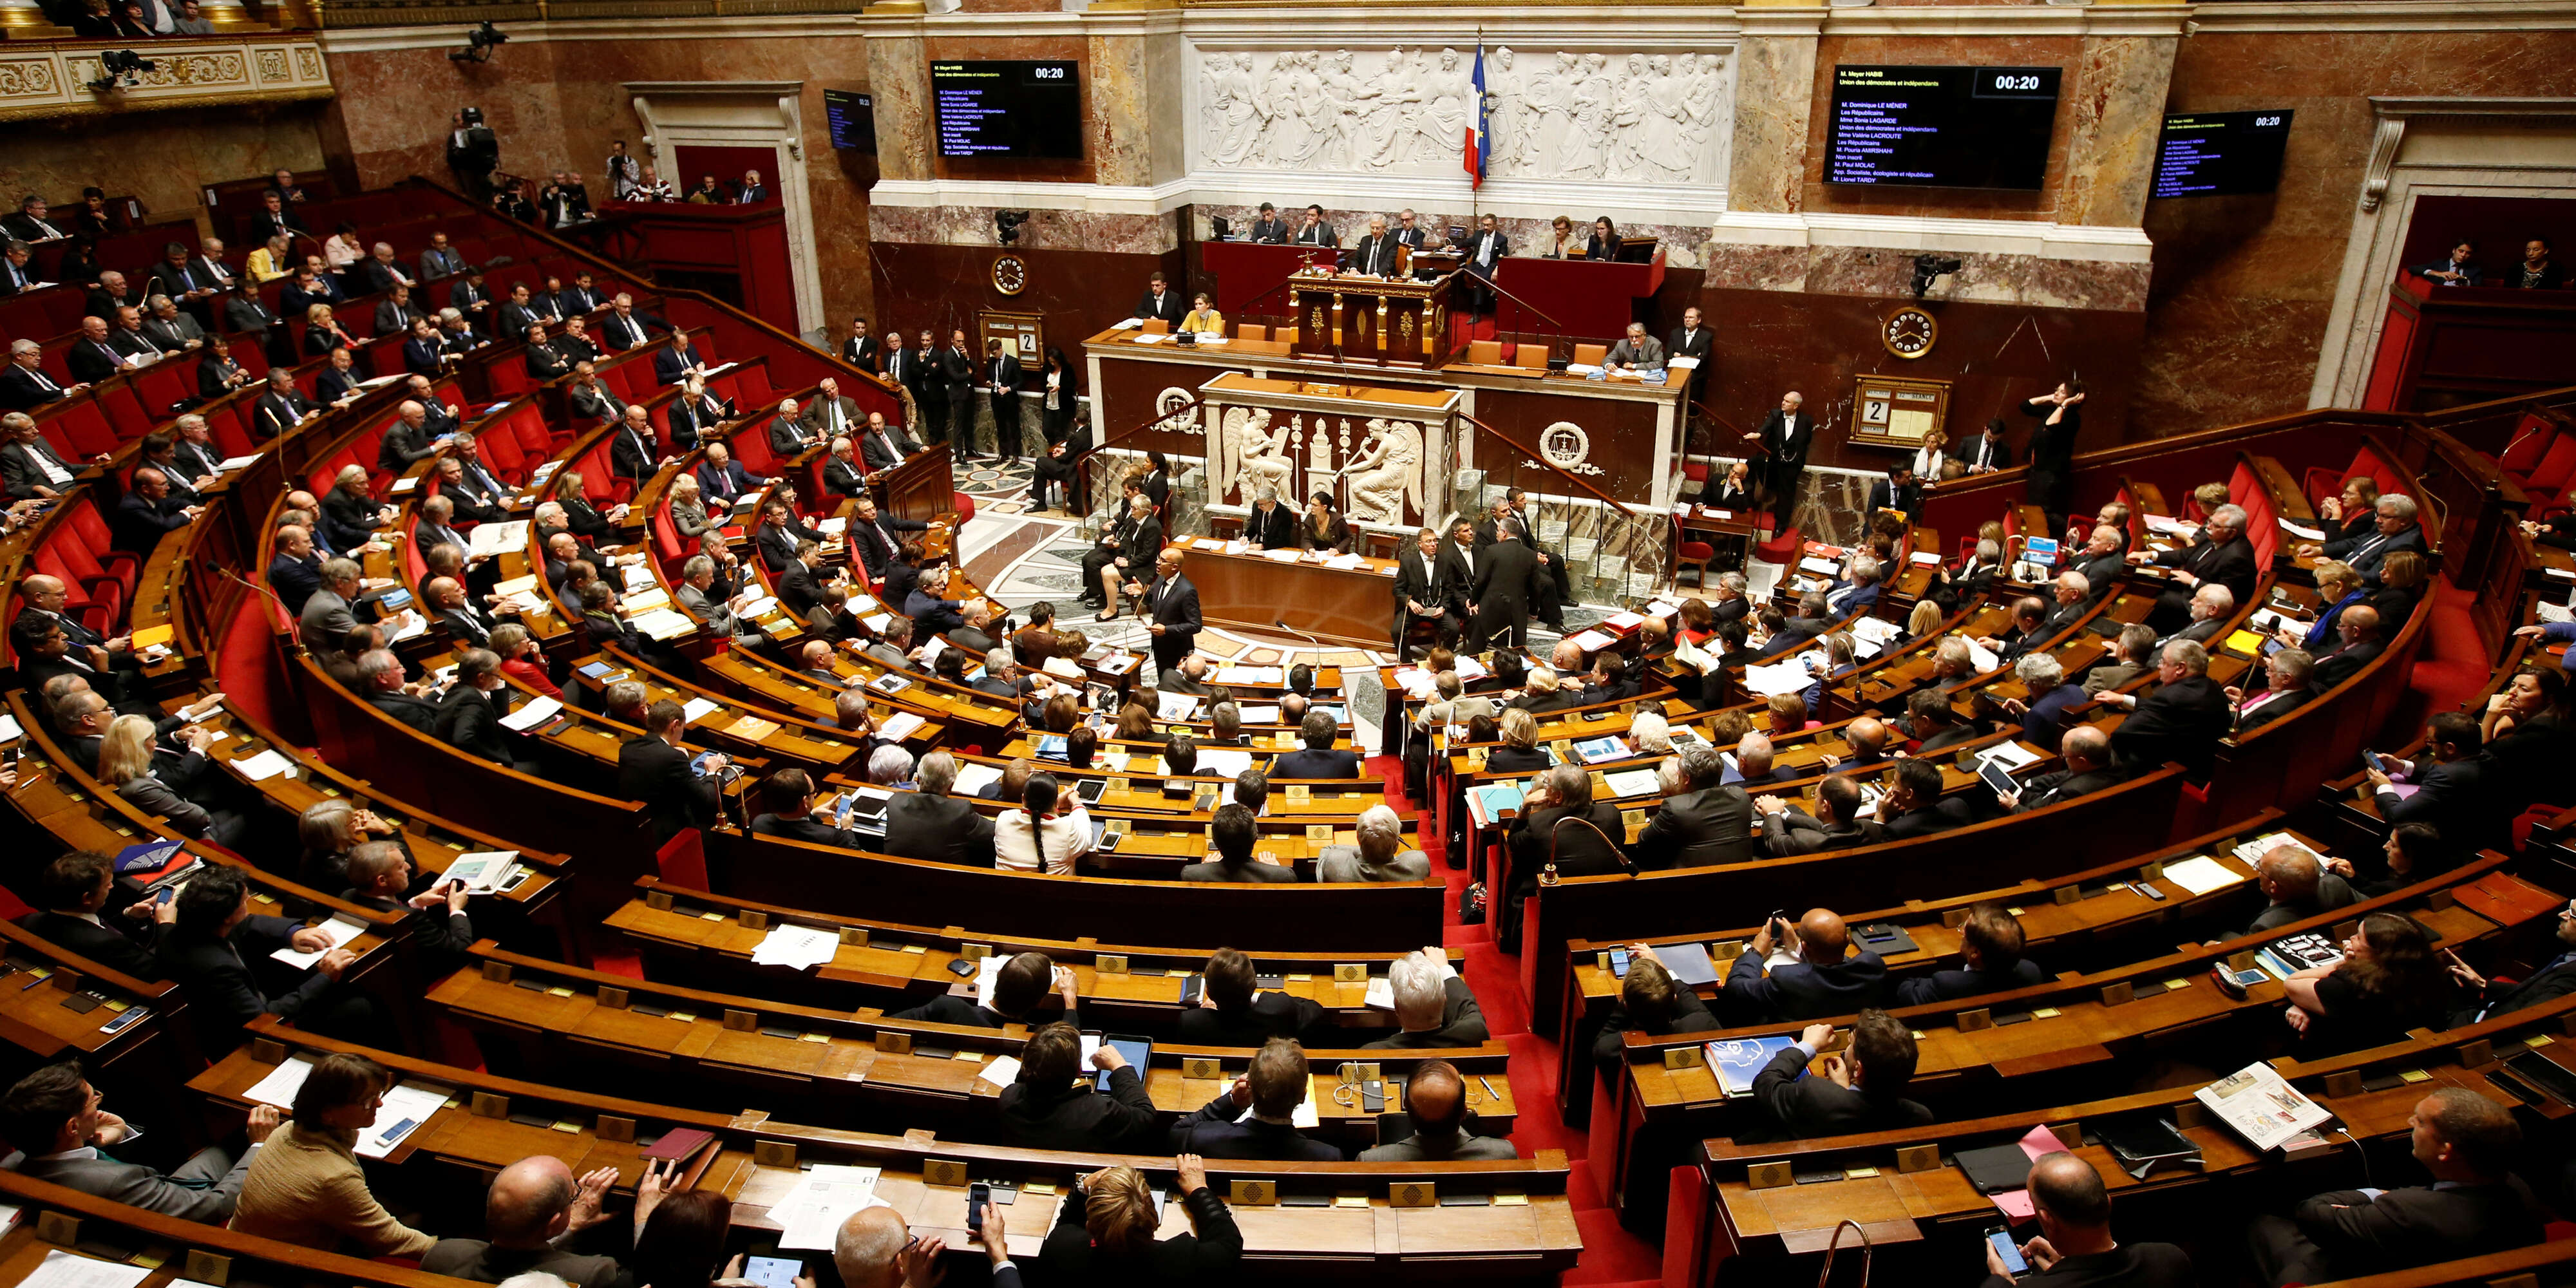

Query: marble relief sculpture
1218,406,1298,507
1197,44,1731,186
1342,419,1425,526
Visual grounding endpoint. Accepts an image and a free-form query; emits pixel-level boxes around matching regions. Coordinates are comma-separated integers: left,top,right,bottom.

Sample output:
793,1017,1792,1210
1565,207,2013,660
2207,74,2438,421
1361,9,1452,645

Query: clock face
1883,306,1937,359
991,254,1029,297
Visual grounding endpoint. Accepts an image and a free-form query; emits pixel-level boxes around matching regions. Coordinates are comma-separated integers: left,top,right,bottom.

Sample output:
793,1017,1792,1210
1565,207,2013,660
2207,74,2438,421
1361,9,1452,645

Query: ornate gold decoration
1881,305,1938,359
1309,306,1323,334
257,48,287,82
1398,310,1414,345
0,35,328,122
296,48,320,79
0,60,59,95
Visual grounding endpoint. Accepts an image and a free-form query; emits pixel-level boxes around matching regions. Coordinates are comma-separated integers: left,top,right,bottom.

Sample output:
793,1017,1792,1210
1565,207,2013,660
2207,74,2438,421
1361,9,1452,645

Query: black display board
1826,65,2061,191
2152,110,2294,198
932,61,1084,160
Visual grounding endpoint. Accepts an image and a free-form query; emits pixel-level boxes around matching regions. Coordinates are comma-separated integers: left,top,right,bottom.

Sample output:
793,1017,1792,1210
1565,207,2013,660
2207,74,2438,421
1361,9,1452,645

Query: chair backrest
1572,343,1608,366
1238,323,1266,341
1512,342,1550,369
1141,319,1170,336
1468,340,1502,365
1273,327,1298,346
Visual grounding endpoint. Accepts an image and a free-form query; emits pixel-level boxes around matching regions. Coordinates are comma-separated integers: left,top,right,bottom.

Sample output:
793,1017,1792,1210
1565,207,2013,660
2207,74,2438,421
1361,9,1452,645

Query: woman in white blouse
1909,430,1947,489
994,771,1095,875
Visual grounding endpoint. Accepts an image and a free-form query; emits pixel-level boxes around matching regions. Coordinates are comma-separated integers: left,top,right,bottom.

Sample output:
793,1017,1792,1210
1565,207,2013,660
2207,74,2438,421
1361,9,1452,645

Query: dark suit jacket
1136,289,1187,327
1751,1043,1933,1139
620,737,718,839
2323,524,2427,582
998,1068,1162,1154
1349,233,1404,277
433,685,514,767
883,793,998,867
1759,410,1817,471
1039,1181,1240,1284
1722,948,1888,1023
1591,987,1719,1068
1977,1245,2193,1288
752,813,864,849
1272,748,1359,780
2313,637,2387,690
2454,954,2576,1026
1170,1092,1342,1160
2289,1180,2542,1280
0,364,71,413
1510,800,1627,883
1892,957,2048,1007
2111,675,2230,774
2157,533,2259,614
694,457,754,502
1866,477,1922,520
652,343,704,386
1178,992,1323,1047
111,491,187,554
370,690,440,734
1244,502,1298,550
2234,687,2314,735
1634,786,1752,869
1179,857,1303,883
1361,977,1490,1048
2014,766,2123,813
19,911,164,981
160,917,339,1046
1,438,80,496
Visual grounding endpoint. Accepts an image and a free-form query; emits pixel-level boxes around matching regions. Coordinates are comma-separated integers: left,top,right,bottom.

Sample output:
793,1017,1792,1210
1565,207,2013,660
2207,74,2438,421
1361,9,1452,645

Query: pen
1478,1075,1497,1101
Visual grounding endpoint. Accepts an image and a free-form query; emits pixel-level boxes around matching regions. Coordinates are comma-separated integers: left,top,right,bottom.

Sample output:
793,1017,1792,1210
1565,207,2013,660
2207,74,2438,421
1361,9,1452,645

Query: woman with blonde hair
1488,706,1551,772
1041,1155,1240,1281
667,473,715,541
2374,548,2427,623
1900,597,1943,644
1909,430,1948,486
302,302,357,357
98,714,232,842
550,469,618,544
2291,560,2365,650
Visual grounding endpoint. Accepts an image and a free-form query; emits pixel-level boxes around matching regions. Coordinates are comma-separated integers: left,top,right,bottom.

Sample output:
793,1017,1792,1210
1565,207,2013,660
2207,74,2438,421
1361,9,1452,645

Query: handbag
1815,1218,1871,1288
1457,880,1486,925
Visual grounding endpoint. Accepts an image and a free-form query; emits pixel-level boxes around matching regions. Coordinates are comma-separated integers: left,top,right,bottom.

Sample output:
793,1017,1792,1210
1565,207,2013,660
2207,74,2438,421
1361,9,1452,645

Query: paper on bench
21,1250,153,1288
752,924,842,971
878,712,927,741
499,695,564,732
2159,855,2245,896
243,1056,316,1108
270,914,368,969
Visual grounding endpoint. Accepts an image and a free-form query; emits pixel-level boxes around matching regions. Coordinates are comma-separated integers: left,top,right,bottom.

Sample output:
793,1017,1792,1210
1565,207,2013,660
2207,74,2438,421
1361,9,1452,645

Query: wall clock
990,254,1029,297
1882,305,1937,359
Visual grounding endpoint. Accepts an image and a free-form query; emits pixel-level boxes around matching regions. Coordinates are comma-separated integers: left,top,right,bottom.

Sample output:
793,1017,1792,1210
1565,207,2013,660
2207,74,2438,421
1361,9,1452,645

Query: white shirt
995,805,1094,875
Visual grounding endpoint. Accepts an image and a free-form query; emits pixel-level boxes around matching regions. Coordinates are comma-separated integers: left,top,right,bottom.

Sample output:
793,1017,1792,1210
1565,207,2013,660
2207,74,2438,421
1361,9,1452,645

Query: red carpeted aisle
1366,753,1665,1286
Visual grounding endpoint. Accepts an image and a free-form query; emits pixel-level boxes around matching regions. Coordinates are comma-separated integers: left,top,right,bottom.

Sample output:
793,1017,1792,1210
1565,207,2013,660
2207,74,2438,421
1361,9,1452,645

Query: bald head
2258,846,2322,902
23,573,63,598
484,1155,576,1245
833,1206,913,1288
1797,909,1850,962
1407,1059,1469,1136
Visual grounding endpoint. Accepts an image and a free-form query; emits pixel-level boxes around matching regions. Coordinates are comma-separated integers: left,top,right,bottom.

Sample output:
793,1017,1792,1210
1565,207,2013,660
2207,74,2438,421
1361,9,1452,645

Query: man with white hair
1826,554,1882,617
1996,652,2086,753
2,339,80,412
1363,947,1488,1048
2133,501,2257,629
1318,804,1428,882
2151,582,2235,662
2103,638,2230,775
867,744,915,787
2309,492,2425,583
2037,571,2090,638
835,1205,971,1288
882,750,998,867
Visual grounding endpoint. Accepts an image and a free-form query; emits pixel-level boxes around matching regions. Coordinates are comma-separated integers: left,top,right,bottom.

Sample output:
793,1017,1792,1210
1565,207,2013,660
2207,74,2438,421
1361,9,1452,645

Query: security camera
1910,254,1963,300
450,21,509,62
85,49,156,93
995,210,1030,246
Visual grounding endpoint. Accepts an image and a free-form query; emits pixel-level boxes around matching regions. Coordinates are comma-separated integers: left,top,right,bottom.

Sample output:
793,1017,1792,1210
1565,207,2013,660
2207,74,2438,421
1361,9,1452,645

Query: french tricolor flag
1465,43,1490,189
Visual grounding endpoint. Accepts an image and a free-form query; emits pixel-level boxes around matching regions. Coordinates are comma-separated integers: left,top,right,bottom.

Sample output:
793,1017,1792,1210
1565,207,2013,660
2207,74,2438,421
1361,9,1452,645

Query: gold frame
1850,373,1952,450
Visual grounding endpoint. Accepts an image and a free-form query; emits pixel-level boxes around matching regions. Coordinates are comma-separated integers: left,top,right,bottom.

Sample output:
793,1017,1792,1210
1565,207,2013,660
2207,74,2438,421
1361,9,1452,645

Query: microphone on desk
1271,618,1331,658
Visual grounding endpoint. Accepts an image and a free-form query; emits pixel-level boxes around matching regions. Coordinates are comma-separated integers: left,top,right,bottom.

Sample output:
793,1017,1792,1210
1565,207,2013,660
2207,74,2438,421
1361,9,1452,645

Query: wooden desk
194,1018,1586,1279
1285,271,1455,367
1178,539,1402,652
874,443,957,525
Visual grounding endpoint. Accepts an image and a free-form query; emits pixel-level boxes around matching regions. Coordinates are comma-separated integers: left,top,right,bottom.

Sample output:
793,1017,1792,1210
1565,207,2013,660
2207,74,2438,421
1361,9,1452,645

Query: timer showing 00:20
1991,74,2042,91
1032,65,1066,79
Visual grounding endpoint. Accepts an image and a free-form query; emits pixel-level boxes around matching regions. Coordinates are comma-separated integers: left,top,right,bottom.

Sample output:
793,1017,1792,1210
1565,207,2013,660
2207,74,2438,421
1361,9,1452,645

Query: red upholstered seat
1752,525,1801,567
2526,433,2576,498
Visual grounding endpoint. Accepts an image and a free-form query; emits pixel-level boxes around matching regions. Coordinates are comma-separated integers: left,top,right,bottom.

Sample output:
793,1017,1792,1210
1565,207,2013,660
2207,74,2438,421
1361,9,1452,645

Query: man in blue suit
1167,1038,1342,1160
1272,709,1359,779
1720,908,1888,1025
652,329,706,386
1823,555,1883,620
693,441,755,504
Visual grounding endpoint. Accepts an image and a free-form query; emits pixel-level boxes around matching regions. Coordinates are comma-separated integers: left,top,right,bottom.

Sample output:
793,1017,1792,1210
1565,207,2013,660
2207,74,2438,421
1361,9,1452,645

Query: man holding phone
1980,1152,2192,1288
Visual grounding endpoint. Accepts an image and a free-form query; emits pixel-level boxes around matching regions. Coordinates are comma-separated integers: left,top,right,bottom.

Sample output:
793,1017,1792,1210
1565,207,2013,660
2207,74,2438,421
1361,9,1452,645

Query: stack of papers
2158,855,2246,896
2230,831,2312,866
770,1165,888,1250
270,916,368,968
21,1250,153,1288
1324,554,1367,570
2195,1062,2332,1151
1705,1036,1798,1097
499,695,564,732
630,608,697,640
1156,692,1202,720
1977,742,2043,771
1568,630,1616,652
1799,555,1842,576
444,851,519,893
879,712,927,741
1742,662,1817,698
953,763,1004,797
1603,768,1663,797
468,520,531,558
1965,641,2002,672
234,748,296,781
751,924,842,971
1198,748,1255,779
681,696,722,724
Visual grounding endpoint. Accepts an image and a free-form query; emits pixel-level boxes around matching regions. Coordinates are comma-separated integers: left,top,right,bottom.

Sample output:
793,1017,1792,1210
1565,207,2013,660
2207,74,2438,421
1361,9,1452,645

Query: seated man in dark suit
432,649,516,768
2447,897,2576,1025
1754,1010,1933,1140
693,441,756,506
1168,1038,1341,1160
1879,757,1973,839
1589,950,1720,1081
881,752,998,867
1756,772,1886,856
2104,638,2231,777
1632,746,1752,868
1502,765,1628,940
1179,947,1323,1046
1894,904,2048,1005
1721,909,1888,1025
0,1059,276,1222
891,949,1076,1030
2308,603,2386,690
1271,709,1359,779
1361,949,1489,1049
748,768,864,848
995,1020,1160,1155
111,467,196,554
616,699,725,841
652,330,706,386
2368,712,2494,854
1180,802,1301,883
1981,1153,2195,1288
2302,493,2427,585
2136,503,2257,630
2244,844,2358,936
159,864,382,1052
1999,651,2088,753
1756,591,1833,659
2000,725,2121,815
2230,647,2316,734
16,851,166,981
356,649,440,733
2248,1088,2541,1286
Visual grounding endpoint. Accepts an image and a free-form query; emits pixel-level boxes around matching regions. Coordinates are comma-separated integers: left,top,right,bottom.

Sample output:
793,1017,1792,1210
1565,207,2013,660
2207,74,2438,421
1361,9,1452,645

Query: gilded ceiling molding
0,33,331,122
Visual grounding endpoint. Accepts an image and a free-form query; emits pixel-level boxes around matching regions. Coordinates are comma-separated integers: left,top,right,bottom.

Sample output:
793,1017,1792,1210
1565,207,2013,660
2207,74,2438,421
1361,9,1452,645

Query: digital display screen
2152,109,2293,198
822,89,875,155
1826,65,2062,191
932,61,1083,160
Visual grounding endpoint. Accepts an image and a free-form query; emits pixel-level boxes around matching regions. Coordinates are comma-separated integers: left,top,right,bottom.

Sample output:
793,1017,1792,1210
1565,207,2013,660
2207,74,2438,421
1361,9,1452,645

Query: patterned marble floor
951,463,1615,744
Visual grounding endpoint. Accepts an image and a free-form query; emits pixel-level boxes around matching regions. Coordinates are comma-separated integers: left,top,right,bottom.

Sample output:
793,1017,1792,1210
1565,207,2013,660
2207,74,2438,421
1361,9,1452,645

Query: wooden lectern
1289,271,1454,368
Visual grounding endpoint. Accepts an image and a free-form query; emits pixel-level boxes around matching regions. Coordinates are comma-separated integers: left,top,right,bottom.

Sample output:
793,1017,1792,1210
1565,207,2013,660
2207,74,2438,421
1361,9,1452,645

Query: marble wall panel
873,242,1182,381
1090,32,1153,189
873,205,1171,256
1728,34,1816,216
1704,243,2148,312
0,105,328,217
867,34,932,184
2136,28,2576,434
2054,35,2178,230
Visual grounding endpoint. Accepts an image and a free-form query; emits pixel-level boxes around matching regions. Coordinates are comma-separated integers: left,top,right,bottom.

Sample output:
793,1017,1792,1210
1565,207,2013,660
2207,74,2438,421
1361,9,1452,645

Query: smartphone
376,1117,419,1146
744,1256,801,1288
100,1007,148,1035
1360,1079,1386,1113
1987,1228,2027,1276
2362,750,2386,775
1607,949,1631,977
1180,975,1204,1005
946,958,978,978
967,1182,990,1234
155,888,175,906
